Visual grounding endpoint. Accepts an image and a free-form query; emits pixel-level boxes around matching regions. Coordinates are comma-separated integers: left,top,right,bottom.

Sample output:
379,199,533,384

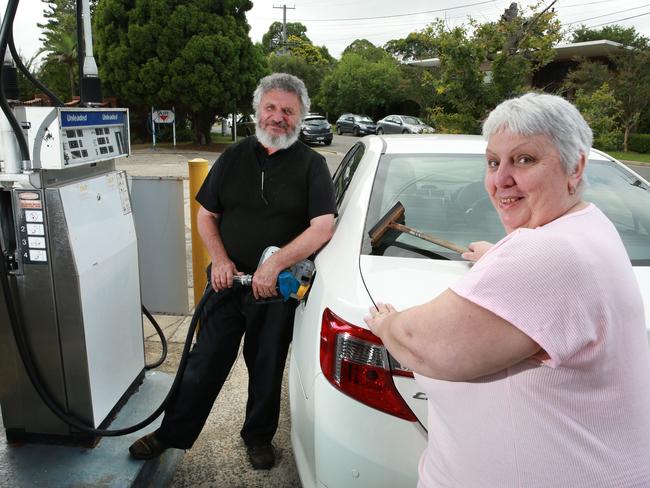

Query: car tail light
319,308,417,422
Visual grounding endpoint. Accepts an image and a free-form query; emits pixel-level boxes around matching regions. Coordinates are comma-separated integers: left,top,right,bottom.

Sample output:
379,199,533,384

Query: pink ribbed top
416,204,650,488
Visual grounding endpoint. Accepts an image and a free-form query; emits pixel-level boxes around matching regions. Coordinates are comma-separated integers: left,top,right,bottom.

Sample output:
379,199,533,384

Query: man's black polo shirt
196,136,336,274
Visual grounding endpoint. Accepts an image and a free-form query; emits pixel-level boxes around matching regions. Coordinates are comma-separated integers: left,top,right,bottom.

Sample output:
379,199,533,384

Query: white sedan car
289,134,650,488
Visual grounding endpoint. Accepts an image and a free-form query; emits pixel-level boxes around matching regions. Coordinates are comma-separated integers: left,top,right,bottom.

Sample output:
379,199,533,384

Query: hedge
629,133,650,153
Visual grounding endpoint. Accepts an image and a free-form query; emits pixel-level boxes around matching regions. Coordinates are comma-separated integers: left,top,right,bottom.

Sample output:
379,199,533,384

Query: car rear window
305,117,327,125
362,154,650,264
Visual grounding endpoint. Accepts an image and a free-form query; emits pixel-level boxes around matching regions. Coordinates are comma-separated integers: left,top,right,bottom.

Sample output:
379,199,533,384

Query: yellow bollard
188,158,210,308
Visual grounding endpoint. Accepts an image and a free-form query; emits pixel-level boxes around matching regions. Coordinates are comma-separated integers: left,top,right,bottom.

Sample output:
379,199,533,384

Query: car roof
305,115,326,119
372,133,613,161
376,134,487,154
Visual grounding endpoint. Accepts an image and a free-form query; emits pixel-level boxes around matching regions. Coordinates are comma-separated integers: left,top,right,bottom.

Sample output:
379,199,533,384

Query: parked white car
289,134,650,488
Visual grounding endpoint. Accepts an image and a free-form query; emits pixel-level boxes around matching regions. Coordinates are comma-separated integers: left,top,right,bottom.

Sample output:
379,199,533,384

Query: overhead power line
561,0,621,7
565,3,650,25
587,10,650,28
290,0,496,22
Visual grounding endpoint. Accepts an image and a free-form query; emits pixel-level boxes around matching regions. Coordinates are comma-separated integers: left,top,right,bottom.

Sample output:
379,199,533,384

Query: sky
3,0,650,63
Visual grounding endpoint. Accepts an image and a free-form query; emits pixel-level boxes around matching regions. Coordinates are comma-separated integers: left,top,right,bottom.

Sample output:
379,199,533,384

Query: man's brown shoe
129,432,169,460
247,444,275,470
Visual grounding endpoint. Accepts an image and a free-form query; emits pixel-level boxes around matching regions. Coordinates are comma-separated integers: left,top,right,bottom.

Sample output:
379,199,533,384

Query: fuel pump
0,0,312,448
0,0,148,444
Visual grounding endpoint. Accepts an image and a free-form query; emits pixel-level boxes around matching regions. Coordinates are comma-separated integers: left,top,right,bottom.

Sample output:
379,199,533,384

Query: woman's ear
570,152,587,188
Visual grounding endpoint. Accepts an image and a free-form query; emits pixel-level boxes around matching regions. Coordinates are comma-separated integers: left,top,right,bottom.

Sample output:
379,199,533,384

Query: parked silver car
376,114,435,134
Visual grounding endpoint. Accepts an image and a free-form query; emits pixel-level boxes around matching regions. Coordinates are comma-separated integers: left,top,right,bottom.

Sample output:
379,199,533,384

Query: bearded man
129,73,336,470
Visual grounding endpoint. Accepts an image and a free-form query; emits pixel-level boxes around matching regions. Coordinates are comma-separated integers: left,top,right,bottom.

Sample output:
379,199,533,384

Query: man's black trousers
156,286,297,449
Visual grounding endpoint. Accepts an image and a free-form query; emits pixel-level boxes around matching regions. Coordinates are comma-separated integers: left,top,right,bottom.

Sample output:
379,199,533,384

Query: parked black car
299,114,333,145
335,114,377,136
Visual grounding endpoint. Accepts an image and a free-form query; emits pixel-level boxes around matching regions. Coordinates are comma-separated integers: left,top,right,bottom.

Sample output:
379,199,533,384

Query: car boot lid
359,255,650,429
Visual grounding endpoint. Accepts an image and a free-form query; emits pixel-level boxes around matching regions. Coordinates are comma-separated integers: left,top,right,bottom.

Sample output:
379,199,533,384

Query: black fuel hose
0,245,213,436
0,0,30,162
143,304,168,370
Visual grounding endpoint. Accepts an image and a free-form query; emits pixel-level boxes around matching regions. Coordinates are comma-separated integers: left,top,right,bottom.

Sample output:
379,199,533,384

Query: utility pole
273,4,295,55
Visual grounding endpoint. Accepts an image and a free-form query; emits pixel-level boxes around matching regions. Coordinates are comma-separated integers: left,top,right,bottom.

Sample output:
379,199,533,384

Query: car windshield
362,154,650,264
402,116,424,125
356,116,373,123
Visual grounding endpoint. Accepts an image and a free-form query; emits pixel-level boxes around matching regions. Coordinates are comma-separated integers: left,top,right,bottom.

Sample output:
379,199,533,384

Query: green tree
37,30,77,100
317,52,402,120
609,46,650,150
384,29,438,61
564,26,650,150
385,3,562,133
563,60,609,95
285,35,331,66
268,54,322,106
36,0,78,100
13,52,39,101
424,21,487,123
473,1,562,101
94,0,268,144
261,21,309,55
38,0,77,45
341,39,389,62
384,26,444,118
268,34,334,113
571,25,648,48
575,83,622,150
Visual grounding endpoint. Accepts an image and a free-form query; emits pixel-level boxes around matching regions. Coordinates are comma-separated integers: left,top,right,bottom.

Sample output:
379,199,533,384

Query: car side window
332,143,365,207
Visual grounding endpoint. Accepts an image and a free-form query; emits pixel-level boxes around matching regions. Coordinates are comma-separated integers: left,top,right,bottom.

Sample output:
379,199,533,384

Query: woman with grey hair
366,93,650,487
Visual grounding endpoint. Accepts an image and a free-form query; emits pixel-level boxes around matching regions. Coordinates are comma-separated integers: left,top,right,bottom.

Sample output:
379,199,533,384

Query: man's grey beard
255,119,300,150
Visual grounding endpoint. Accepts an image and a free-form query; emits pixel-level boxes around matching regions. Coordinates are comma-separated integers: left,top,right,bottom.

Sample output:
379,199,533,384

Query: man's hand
252,257,281,300
210,258,240,292
364,303,398,338
461,241,494,262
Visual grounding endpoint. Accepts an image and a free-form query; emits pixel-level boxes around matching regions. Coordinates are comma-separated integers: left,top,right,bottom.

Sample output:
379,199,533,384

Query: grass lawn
606,150,650,164
132,134,236,152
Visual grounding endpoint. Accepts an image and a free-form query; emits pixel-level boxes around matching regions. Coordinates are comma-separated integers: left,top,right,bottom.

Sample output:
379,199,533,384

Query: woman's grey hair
253,73,310,119
482,92,593,175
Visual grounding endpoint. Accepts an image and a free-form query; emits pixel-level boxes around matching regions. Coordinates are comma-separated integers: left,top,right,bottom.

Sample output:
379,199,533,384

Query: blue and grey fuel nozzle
233,246,315,301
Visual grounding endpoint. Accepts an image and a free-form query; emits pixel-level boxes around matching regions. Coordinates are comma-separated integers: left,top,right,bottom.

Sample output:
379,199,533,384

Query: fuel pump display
12,107,130,169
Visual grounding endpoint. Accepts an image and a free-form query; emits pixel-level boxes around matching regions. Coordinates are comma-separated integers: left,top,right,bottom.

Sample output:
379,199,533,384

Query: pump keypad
16,191,48,265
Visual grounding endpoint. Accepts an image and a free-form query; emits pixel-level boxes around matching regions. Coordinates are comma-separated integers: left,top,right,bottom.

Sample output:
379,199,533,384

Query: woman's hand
364,303,398,338
462,241,494,262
